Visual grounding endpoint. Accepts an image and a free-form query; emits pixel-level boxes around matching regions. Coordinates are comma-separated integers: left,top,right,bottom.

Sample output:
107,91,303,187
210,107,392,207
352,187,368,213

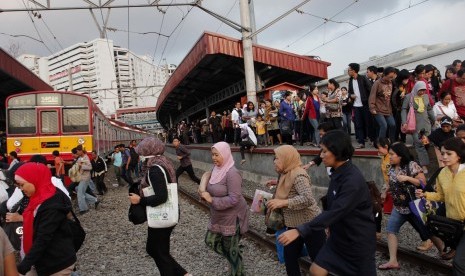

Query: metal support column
239,0,257,107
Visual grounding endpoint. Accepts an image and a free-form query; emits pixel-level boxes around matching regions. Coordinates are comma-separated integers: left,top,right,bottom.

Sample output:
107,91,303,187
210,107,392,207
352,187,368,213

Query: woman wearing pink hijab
200,142,249,276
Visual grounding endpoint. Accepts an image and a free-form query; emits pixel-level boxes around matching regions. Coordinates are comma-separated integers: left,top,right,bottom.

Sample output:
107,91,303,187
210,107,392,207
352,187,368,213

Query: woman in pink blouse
200,142,249,275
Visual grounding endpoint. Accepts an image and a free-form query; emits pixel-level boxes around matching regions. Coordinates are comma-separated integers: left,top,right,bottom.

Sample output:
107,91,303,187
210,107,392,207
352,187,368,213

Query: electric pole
239,0,257,107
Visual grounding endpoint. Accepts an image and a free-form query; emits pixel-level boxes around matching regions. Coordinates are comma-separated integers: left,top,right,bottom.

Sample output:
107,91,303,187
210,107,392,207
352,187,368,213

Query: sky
0,0,464,77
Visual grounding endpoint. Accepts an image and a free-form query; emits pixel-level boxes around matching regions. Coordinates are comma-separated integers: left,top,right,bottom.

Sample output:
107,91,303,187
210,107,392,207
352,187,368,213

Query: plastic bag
250,189,272,215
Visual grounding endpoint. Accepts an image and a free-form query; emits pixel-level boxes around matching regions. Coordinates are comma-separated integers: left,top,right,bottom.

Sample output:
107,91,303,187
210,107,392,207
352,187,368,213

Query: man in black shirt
91,151,108,195
173,138,200,185
208,111,222,143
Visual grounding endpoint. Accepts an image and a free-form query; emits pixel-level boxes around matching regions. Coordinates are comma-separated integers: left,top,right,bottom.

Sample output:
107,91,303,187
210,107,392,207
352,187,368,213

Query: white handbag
143,165,179,228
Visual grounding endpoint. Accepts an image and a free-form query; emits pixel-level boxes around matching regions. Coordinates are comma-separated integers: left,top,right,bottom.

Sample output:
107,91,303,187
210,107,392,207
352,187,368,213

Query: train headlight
13,140,22,147
78,138,85,145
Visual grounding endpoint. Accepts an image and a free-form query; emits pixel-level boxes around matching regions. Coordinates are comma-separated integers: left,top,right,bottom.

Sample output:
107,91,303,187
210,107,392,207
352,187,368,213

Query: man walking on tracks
173,137,200,185
75,145,99,214
91,150,108,195
119,144,134,186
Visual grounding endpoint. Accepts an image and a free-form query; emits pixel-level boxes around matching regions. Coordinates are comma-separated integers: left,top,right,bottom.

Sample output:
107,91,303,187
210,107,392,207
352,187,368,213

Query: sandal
441,249,456,260
378,263,400,270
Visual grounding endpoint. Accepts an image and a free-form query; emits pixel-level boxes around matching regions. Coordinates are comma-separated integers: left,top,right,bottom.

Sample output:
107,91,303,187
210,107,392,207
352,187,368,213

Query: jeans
176,165,200,184
239,140,255,159
374,114,396,142
234,127,241,145
342,111,352,135
354,105,375,145
308,118,320,145
93,173,107,194
453,233,465,276
77,179,98,212
113,165,123,185
386,208,430,241
121,165,134,185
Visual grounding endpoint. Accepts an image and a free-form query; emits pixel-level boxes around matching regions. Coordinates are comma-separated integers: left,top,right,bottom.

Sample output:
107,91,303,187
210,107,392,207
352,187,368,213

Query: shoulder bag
143,165,179,228
68,210,86,252
426,214,464,247
402,94,416,134
3,222,22,251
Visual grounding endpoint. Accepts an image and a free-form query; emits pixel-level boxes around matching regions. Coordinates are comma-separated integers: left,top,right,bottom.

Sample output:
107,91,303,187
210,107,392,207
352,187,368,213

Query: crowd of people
0,59,464,276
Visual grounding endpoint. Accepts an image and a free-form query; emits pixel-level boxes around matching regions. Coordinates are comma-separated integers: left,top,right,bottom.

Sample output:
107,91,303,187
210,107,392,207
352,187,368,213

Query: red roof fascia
156,32,330,110
0,49,53,91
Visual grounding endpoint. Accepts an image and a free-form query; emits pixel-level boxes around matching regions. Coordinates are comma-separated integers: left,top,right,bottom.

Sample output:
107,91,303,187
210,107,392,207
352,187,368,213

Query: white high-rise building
17,38,171,116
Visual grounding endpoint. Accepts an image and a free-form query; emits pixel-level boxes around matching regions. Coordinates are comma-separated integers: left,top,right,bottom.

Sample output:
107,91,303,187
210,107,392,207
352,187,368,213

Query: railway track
178,185,452,275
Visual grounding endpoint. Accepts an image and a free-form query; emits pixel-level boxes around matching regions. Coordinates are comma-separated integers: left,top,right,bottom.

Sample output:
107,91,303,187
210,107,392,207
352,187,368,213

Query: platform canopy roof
0,48,53,96
156,32,330,128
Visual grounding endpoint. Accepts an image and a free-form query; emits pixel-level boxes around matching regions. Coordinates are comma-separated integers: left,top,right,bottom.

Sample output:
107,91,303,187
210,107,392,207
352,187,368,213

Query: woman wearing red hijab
15,163,76,275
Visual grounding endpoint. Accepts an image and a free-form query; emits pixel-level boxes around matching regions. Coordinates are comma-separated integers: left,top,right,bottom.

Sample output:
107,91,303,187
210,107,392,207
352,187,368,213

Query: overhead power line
295,9,359,28
0,2,196,12
216,0,238,32
0,31,43,43
105,27,169,38
283,0,360,50
305,0,430,54
20,0,53,54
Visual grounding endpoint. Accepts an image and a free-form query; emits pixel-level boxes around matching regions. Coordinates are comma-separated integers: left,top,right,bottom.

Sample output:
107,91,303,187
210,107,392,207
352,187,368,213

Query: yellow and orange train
6,91,150,163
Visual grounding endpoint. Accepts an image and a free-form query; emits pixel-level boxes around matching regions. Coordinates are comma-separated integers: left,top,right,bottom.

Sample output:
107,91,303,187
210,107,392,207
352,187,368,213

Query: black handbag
128,180,147,225
68,210,86,252
279,120,293,136
128,204,147,225
3,222,22,251
426,214,464,247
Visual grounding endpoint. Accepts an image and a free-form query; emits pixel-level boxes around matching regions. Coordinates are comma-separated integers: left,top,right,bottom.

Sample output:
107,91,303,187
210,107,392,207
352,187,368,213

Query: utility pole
239,0,257,107
248,0,263,92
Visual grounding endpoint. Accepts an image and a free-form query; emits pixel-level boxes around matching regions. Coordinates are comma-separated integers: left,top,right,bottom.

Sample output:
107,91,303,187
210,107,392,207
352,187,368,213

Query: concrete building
17,38,171,116
318,39,465,89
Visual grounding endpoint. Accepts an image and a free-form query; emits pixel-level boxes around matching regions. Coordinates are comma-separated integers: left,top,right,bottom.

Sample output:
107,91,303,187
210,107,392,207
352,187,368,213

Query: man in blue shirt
119,144,134,186
111,146,123,186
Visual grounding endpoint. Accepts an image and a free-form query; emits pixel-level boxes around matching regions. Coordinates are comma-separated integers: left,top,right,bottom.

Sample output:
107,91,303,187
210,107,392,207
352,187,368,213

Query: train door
94,113,99,155
38,108,61,157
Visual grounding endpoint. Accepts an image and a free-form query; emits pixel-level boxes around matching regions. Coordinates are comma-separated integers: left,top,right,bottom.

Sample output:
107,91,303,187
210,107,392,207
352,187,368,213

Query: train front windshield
7,93,90,135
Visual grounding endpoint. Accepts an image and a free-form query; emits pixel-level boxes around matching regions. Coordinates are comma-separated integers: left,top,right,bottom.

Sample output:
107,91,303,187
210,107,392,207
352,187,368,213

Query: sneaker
441,249,456,260
355,144,365,149
79,210,89,215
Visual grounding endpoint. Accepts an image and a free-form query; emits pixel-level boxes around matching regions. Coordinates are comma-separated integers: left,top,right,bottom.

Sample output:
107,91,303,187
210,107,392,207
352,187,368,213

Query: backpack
129,148,139,168
68,162,81,183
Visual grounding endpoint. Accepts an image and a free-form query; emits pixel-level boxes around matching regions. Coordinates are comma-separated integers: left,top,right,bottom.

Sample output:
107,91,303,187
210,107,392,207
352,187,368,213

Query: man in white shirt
231,102,243,146
348,63,375,149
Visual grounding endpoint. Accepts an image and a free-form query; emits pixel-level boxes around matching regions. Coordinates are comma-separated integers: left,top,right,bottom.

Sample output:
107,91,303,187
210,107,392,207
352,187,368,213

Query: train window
8,95,36,107
63,108,89,132
63,94,89,107
40,111,59,134
8,109,36,134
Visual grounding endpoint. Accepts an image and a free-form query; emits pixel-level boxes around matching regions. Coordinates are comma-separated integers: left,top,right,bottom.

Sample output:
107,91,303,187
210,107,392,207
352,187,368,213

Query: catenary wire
282,0,360,50
304,0,430,54
216,0,238,32
156,3,197,67
20,0,53,54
